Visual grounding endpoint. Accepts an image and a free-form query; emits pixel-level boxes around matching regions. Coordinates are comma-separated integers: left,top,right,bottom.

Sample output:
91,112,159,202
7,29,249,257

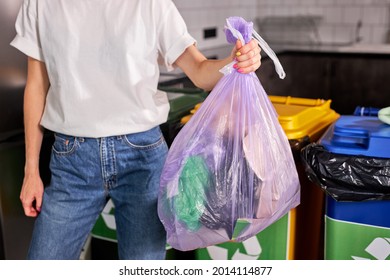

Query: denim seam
99,137,118,190
52,138,80,156
122,135,164,150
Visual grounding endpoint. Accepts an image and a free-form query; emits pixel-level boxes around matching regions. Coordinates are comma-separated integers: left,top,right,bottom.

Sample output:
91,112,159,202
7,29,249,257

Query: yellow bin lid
181,96,340,141
269,95,340,141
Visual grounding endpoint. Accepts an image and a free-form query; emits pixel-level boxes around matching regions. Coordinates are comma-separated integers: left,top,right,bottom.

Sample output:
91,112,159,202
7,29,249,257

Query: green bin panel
196,213,290,260
325,216,390,260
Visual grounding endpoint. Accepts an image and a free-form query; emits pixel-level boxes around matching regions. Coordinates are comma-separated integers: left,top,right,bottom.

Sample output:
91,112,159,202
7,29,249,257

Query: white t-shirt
11,0,196,137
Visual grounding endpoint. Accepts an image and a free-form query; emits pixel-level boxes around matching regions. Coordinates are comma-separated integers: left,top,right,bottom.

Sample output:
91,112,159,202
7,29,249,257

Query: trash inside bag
158,16,300,251
301,143,390,202
173,156,210,232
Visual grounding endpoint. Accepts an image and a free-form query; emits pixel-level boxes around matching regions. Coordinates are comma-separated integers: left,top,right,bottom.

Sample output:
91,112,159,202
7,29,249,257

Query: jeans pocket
123,127,165,150
52,133,80,156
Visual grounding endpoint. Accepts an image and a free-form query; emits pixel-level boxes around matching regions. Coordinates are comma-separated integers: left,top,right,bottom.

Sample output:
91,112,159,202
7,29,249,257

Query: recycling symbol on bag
352,237,390,260
101,199,116,230
206,236,262,260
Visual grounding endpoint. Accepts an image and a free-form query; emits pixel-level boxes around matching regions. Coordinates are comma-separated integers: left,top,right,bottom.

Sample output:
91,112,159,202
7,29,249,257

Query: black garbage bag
301,143,390,201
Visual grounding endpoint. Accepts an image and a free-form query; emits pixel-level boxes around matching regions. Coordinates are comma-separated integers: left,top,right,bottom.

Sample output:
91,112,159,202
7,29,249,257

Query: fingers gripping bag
158,17,300,251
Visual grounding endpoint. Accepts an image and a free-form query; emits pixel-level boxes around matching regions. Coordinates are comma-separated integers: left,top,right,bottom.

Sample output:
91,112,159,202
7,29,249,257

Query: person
10,0,261,260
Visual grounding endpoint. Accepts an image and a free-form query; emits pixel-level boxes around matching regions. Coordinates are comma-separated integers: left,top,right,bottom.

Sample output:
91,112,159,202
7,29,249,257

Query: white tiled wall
173,0,390,49
257,0,390,45
173,0,258,50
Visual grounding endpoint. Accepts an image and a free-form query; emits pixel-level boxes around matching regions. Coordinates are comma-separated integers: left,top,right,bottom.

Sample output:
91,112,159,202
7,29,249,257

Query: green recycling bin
302,115,390,260
196,214,291,260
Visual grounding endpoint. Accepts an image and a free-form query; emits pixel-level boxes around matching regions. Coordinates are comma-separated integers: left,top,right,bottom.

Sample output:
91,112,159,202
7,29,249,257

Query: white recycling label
352,238,390,260
101,199,116,230
206,236,262,260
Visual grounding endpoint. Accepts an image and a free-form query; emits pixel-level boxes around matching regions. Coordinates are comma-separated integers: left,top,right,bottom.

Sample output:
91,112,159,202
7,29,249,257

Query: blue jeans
28,127,168,260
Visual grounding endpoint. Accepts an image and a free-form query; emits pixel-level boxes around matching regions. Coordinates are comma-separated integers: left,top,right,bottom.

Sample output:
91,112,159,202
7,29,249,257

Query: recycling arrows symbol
101,199,116,230
352,237,390,260
206,236,262,260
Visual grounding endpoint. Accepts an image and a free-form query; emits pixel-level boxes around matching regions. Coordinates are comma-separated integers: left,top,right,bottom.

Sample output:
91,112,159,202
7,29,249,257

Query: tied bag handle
223,18,286,80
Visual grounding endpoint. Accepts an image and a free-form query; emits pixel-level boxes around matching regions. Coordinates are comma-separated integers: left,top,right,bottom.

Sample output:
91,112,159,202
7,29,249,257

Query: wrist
24,161,40,175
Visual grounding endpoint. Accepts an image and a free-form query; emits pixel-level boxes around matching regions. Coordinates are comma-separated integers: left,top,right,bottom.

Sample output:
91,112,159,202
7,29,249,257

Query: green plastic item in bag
173,155,211,231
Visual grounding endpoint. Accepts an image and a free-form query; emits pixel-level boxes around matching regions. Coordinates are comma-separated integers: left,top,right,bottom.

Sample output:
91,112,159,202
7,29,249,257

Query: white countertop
269,42,390,54
336,43,390,54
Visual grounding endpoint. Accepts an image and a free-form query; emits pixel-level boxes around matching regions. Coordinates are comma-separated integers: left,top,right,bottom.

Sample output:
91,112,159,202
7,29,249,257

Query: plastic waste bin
301,115,390,260
90,87,208,259
195,95,339,260
325,198,390,260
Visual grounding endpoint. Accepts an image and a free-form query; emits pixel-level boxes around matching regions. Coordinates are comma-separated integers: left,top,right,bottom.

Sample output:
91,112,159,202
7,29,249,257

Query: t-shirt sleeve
157,1,196,72
10,0,44,62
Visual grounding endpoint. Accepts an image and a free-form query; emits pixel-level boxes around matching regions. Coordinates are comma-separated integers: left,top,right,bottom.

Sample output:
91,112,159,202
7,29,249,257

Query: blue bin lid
319,115,390,158
326,196,390,228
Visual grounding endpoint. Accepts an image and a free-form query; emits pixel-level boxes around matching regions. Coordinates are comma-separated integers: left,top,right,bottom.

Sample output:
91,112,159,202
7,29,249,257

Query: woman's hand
20,170,44,217
231,39,261,74
175,39,262,91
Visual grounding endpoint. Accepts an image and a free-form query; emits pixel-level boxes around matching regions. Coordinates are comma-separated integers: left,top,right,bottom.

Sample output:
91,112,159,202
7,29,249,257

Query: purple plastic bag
158,17,300,251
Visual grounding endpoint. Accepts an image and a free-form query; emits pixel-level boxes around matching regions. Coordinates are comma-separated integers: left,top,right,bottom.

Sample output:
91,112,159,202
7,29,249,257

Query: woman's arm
175,40,261,91
20,57,50,217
